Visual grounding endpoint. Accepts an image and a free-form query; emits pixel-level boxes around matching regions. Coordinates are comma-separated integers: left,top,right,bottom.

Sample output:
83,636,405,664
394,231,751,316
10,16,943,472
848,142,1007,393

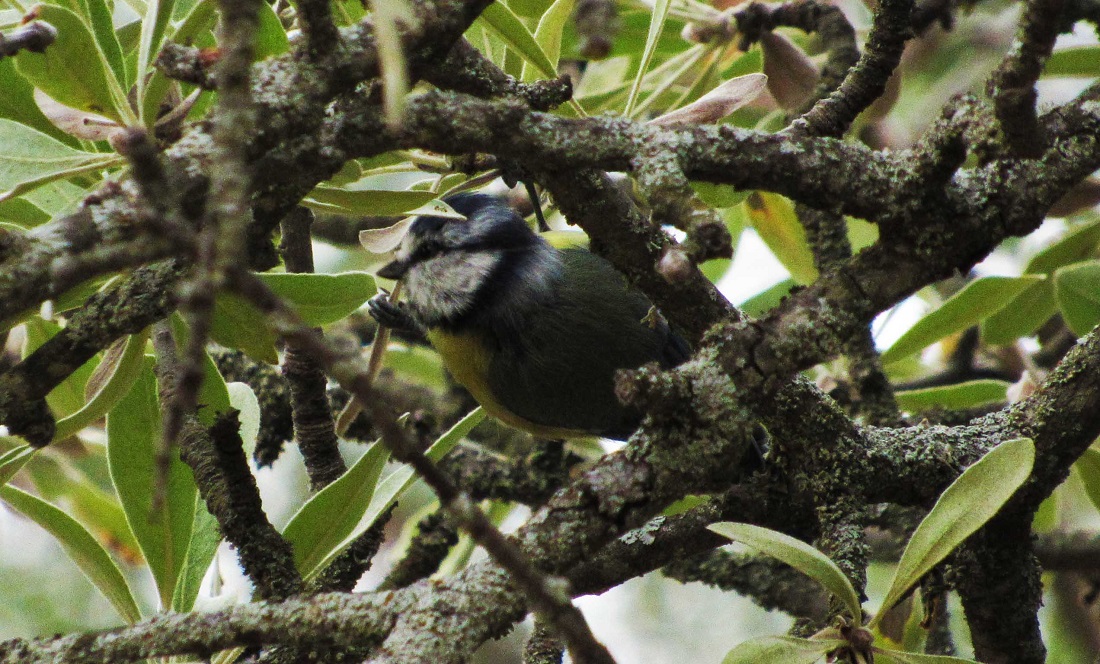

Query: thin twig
163,0,263,505
787,0,915,139
152,323,302,601
278,208,347,490
292,0,340,59
335,281,402,436
987,0,1066,157
0,21,56,57
377,509,459,590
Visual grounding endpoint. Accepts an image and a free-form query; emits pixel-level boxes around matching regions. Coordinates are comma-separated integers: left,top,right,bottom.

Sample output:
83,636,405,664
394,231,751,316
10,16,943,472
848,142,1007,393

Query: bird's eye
412,239,443,262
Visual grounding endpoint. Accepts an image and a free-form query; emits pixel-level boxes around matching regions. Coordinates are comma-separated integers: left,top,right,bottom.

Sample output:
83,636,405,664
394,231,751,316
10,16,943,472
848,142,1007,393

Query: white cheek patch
392,238,414,263
406,251,501,322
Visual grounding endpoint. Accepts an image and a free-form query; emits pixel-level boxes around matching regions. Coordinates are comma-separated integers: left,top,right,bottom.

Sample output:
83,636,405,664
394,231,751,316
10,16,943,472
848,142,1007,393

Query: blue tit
368,192,690,440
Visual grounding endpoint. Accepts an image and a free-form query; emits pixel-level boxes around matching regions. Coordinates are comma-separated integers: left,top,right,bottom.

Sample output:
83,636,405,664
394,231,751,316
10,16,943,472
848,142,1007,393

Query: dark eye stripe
410,240,443,263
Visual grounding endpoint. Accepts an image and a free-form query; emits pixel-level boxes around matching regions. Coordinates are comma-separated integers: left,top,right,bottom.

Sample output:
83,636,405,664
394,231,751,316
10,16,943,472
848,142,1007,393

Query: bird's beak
376,258,409,280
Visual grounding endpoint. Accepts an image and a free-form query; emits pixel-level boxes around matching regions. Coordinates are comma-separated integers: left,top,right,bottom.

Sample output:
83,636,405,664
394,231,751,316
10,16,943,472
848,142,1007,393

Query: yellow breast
426,329,586,439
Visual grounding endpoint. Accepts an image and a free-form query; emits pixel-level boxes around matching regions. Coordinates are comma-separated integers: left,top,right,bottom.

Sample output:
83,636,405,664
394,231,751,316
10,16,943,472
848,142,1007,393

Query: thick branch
0,262,183,445
278,208,346,490
987,0,1066,157
788,0,914,139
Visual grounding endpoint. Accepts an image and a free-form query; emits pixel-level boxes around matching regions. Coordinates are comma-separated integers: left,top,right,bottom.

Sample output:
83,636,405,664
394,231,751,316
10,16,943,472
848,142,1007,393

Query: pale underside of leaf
708,521,863,621
359,216,418,253
648,73,768,126
721,635,846,664
34,89,123,141
872,438,1035,622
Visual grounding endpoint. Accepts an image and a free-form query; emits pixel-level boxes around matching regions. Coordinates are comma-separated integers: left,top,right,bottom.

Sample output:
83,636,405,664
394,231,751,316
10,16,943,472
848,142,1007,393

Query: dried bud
5,20,56,53
680,13,734,44
1006,370,1039,403
657,247,694,283
573,0,618,60
198,47,222,67
34,89,122,141
686,218,734,261
648,73,767,127
861,67,902,123
579,35,612,59
760,31,819,111
1049,178,1100,217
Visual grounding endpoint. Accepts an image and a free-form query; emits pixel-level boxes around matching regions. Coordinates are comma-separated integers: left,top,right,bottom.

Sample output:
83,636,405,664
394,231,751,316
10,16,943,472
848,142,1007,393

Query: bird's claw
367,293,424,337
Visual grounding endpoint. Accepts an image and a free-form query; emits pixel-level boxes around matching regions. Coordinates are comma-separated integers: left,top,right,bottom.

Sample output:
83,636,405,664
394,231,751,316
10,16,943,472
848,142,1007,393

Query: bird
367,192,690,440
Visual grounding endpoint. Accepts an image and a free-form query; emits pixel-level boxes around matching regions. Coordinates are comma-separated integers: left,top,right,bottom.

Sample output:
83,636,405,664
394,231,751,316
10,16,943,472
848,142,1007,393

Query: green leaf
53,329,149,441
0,118,124,202
140,67,174,131
574,54,631,98
266,271,377,324
254,0,289,60
21,178,88,216
304,407,485,579
872,437,1035,624
209,271,376,364
1045,46,1100,78
283,442,391,578
847,217,878,252
1032,490,1059,534
105,358,198,608
227,381,261,458
693,183,748,210
980,281,1056,346
0,58,76,144
1026,219,1100,274
982,220,1100,343
520,0,575,83
138,0,216,125
136,0,177,123
0,484,142,624
0,444,36,485
1074,447,1100,514
739,278,796,317
172,0,217,38
874,648,980,664
0,196,49,227
171,499,220,611
209,291,279,363
385,345,445,388
882,276,1045,364
15,4,134,125
743,193,818,285
168,332,232,611
895,380,1010,412
721,636,845,664
77,0,130,91
623,0,671,117
709,522,863,622
303,187,438,216
1054,260,1100,336
21,451,143,570
481,2,557,81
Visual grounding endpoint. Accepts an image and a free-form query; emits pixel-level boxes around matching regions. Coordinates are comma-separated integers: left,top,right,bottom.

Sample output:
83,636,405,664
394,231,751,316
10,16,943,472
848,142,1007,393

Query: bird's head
378,193,558,328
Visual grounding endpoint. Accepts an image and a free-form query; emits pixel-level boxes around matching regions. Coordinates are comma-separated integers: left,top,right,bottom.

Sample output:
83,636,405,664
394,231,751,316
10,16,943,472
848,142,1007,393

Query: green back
487,248,686,439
